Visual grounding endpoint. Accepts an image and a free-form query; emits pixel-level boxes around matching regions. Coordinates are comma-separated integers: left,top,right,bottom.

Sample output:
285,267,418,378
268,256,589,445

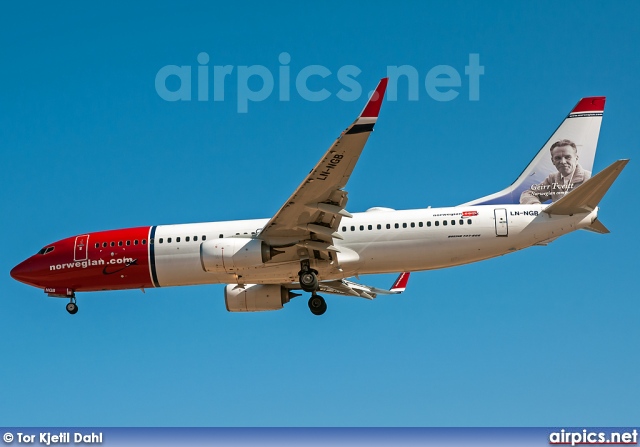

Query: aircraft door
74,235,89,261
494,209,508,237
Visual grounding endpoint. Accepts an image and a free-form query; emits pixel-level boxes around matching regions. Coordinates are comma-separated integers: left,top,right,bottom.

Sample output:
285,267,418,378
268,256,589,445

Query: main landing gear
66,297,78,315
308,294,327,316
299,270,319,292
299,260,326,316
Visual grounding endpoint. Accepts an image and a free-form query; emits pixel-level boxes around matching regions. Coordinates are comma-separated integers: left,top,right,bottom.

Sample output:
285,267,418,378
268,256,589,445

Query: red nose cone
10,259,35,285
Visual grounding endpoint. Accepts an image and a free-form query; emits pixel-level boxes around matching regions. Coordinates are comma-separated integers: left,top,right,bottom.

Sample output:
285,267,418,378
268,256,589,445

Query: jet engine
224,284,297,312
200,238,281,273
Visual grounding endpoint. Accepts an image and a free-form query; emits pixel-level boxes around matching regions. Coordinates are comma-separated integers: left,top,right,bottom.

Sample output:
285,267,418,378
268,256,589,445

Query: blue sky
1,1,639,426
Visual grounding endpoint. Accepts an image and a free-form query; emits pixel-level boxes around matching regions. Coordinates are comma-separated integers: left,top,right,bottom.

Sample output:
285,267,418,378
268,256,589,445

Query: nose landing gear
66,297,78,315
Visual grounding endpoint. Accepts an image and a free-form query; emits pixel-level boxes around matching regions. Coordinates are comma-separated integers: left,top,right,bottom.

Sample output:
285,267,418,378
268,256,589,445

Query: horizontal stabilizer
584,219,610,234
544,159,629,216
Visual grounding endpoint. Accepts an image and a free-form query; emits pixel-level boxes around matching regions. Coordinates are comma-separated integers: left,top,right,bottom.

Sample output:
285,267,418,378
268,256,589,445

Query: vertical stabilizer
462,97,605,206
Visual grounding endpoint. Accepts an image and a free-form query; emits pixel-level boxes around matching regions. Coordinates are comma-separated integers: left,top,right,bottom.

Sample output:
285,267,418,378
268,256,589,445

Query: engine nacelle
200,238,273,273
224,284,294,312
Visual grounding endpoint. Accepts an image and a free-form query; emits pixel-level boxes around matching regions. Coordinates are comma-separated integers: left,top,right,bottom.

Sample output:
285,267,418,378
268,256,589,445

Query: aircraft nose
10,258,36,284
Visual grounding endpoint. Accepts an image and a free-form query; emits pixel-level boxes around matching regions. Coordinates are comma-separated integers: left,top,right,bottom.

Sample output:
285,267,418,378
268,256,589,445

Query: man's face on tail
551,145,578,177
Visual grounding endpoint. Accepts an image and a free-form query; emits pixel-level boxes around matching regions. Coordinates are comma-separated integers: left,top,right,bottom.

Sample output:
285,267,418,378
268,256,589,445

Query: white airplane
10,78,628,316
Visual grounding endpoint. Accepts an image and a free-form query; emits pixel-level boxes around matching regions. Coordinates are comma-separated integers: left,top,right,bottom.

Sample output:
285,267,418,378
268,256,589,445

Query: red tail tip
571,96,606,113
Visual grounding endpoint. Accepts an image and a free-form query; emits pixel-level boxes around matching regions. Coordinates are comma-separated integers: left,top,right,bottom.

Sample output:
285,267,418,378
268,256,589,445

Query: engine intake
224,284,296,312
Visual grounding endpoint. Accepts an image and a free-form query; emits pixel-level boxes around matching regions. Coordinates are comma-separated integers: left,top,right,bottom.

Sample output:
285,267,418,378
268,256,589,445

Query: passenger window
194,236,198,241
402,223,407,228
103,242,108,248
134,240,139,245
386,224,391,229
435,221,439,226
219,234,223,238
411,222,415,228
186,236,190,242
427,221,432,227
167,238,172,243
443,220,448,226
419,222,423,227
159,238,163,243
110,242,115,247
176,237,181,242
368,225,372,230
351,226,355,231
359,225,364,231
118,241,123,246
459,219,464,225
342,226,346,232
451,220,455,225
94,243,99,248
394,223,399,229
467,219,472,225
142,240,147,245
202,235,207,240
126,240,131,246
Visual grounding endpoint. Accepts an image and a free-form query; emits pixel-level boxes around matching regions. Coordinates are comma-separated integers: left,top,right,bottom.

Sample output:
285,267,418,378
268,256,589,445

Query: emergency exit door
74,235,89,261
494,209,508,237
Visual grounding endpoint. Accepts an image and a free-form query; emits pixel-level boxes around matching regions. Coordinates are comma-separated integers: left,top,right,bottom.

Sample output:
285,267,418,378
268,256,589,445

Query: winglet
360,78,389,118
390,272,410,293
346,78,388,135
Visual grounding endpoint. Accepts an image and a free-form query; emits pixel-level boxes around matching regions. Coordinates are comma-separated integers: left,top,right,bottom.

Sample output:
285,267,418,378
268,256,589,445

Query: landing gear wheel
308,295,327,316
299,271,318,293
66,302,78,315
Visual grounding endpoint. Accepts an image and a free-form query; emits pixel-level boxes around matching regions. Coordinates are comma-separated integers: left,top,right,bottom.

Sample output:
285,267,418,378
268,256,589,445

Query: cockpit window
37,246,55,255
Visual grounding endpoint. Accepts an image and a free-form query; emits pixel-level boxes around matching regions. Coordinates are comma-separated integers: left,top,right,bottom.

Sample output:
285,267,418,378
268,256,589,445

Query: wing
317,272,411,300
259,78,389,262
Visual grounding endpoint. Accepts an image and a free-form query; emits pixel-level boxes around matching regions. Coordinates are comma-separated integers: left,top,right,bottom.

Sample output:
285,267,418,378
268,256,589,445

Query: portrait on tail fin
520,139,591,204
461,97,604,206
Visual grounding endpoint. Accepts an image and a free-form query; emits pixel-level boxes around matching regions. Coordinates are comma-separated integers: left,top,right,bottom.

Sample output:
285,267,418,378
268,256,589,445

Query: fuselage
10,204,597,294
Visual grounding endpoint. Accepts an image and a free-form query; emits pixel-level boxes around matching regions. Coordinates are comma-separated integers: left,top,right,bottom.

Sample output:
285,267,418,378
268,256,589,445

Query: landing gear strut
66,297,78,315
308,294,327,316
299,260,325,315
299,271,318,292
298,260,318,293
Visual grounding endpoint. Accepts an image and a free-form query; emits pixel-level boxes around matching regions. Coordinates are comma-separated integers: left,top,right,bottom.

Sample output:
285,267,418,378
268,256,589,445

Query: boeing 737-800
10,78,628,315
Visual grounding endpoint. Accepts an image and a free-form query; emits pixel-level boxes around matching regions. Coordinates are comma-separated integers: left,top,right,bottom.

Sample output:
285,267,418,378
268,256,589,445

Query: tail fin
462,97,606,206
543,159,629,216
